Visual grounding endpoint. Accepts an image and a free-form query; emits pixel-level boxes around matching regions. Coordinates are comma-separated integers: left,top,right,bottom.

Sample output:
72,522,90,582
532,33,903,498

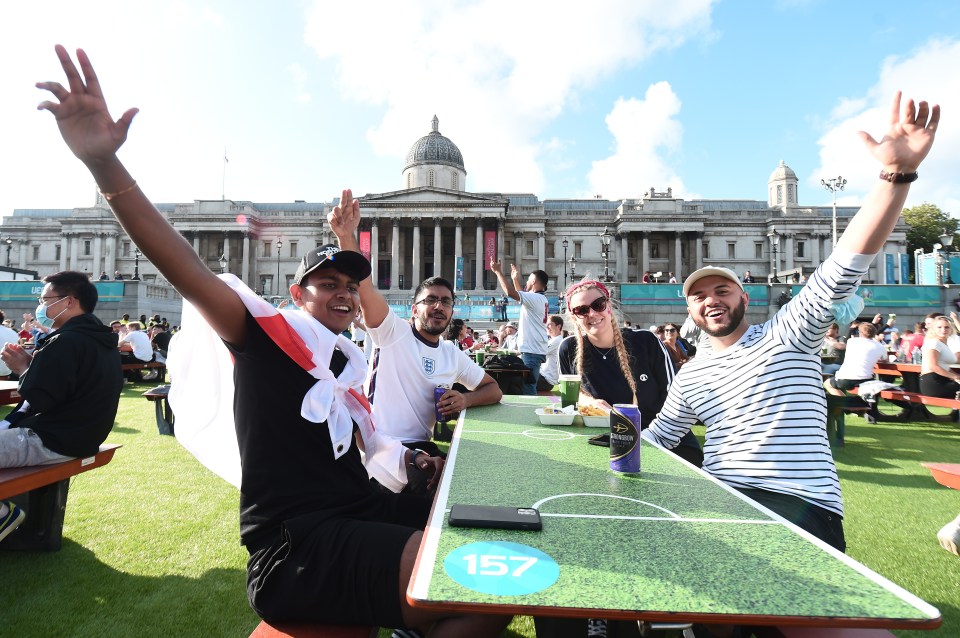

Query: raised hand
858,91,940,173
327,188,360,240
37,45,139,166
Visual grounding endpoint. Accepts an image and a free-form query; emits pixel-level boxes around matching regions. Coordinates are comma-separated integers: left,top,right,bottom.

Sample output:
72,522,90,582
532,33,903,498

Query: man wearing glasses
328,205,501,480
0,271,123,544
490,260,550,395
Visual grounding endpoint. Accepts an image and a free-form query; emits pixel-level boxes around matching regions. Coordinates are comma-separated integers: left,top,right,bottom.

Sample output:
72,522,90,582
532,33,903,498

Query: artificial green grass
5,392,959,636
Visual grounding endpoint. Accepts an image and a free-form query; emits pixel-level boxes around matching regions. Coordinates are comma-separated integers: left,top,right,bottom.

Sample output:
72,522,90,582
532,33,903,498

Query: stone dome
768,160,796,183
403,115,465,172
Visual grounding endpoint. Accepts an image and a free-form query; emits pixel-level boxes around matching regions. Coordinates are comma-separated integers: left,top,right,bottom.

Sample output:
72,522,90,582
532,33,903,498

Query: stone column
513,231,523,270
93,234,103,277
810,233,821,269
433,218,442,280
616,232,626,282
674,232,682,279
223,231,231,266
370,218,380,289
59,234,69,271
784,233,795,272
694,232,703,272
390,217,400,290
537,230,545,272
106,232,118,274
69,235,79,271
242,232,251,285
411,217,422,287
192,233,200,255
474,220,484,291
640,232,650,277
497,219,505,261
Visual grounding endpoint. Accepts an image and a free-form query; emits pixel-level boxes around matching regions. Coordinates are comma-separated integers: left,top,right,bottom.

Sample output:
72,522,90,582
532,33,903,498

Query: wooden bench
249,620,376,638
143,384,174,435
860,388,960,423
824,394,872,446
121,360,167,383
0,443,121,551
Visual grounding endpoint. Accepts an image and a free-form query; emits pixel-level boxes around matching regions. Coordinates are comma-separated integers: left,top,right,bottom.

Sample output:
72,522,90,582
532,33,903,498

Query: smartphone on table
448,504,543,531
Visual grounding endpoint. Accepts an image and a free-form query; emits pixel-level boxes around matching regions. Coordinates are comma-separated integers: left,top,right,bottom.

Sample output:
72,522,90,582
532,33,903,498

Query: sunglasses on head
570,297,609,317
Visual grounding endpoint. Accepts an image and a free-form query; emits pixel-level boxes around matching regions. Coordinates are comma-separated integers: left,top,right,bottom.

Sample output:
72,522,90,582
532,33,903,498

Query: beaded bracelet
100,180,138,201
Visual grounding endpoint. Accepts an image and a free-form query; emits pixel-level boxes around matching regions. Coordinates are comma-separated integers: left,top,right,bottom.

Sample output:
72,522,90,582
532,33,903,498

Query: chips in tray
579,405,608,417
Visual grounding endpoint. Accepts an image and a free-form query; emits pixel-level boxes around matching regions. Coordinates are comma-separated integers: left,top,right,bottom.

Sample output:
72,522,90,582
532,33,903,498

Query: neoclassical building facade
0,118,908,297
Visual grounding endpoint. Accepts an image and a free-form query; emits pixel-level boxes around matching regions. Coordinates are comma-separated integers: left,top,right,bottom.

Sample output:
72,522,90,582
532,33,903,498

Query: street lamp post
276,240,283,294
600,227,613,281
3,238,11,268
132,248,141,280
569,255,577,282
562,239,569,289
219,254,228,274
938,229,955,285
767,227,780,283
821,175,847,249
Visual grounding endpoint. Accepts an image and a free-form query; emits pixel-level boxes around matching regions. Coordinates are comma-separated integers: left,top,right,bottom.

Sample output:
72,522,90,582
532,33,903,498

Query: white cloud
302,0,715,193
811,38,960,216
586,82,693,200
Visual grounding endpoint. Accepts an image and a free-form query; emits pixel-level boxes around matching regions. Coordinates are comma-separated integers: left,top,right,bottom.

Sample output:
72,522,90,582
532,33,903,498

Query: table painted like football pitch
408,396,941,628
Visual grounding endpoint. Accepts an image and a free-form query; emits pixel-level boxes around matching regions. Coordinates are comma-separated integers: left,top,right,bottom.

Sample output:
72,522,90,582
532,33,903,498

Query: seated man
0,271,123,543
537,314,564,392
118,320,154,381
330,211,502,465
150,323,172,361
825,322,887,395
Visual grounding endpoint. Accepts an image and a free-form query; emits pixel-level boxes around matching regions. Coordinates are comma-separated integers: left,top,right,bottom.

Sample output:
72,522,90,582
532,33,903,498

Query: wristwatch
409,449,428,468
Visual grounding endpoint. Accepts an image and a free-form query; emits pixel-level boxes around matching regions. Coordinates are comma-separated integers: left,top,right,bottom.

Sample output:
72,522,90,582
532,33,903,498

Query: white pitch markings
530,493,775,525
460,428,593,441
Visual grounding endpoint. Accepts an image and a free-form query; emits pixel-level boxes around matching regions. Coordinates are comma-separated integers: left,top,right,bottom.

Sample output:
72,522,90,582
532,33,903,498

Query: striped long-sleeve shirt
643,250,874,516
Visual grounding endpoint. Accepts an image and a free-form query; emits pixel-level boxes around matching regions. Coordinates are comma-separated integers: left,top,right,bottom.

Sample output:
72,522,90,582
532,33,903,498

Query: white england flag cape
167,274,409,492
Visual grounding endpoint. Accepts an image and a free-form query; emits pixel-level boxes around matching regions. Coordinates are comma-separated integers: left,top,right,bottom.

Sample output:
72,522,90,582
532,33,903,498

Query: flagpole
222,148,228,201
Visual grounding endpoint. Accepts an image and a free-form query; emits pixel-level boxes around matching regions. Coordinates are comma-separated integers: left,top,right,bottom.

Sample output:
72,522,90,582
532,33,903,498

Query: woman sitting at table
920,315,960,398
660,322,689,369
443,318,469,350
557,279,702,467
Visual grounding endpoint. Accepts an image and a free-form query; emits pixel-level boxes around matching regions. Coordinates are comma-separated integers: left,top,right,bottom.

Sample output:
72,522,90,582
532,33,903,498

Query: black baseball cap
293,244,371,285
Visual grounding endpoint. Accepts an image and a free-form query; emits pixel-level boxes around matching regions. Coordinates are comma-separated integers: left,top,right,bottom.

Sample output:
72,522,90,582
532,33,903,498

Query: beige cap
682,266,744,297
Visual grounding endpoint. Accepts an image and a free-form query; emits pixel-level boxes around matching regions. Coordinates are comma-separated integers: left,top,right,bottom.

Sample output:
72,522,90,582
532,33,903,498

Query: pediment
360,187,505,205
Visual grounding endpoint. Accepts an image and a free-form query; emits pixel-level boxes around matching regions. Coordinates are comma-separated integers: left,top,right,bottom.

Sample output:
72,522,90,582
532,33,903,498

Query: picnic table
408,396,941,630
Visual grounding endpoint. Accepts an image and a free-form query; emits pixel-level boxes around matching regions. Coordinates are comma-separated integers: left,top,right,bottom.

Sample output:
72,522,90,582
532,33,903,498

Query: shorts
246,495,431,627
0,428,74,467
829,377,871,392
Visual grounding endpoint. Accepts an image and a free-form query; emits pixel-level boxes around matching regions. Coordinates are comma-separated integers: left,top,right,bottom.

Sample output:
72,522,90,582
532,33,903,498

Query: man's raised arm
37,46,246,344
837,92,940,256
328,189,389,328
490,259,520,301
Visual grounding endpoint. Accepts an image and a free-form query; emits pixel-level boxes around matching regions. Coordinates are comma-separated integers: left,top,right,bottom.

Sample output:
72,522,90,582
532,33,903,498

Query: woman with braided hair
557,279,703,467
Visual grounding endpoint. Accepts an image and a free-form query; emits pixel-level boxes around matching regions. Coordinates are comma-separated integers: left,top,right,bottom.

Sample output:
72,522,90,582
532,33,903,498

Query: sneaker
587,618,607,637
0,500,25,543
390,629,424,638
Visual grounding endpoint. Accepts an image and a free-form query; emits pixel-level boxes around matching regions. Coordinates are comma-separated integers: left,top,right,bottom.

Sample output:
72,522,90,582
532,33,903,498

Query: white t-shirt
120,329,153,361
365,310,487,443
923,337,958,366
0,325,20,375
539,334,563,386
353,327,366,343
835,337,887,381
516,290,548,355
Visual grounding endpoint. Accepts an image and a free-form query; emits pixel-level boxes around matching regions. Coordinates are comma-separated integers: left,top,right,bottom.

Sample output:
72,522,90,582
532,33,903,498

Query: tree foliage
902,202,958,256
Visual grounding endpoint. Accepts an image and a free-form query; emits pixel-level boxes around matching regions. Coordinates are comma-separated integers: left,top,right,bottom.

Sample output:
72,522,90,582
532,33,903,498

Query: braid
573,319,587,385
611,326,638,403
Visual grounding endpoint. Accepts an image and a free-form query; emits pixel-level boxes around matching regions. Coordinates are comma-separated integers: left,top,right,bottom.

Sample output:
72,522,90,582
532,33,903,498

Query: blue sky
1,0,958,220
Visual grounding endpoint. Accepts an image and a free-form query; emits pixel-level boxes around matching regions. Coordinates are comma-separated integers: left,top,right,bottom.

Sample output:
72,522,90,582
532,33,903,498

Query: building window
796,241,805,258
289,241,298,258
755,242,763,259
428,170,435,187
777,185,783,204
55,245,61,260
259,277,268,295
546,242,555,259
574,242,582,259
526,240,534,256
628,242,635,258
651,242,660,259
122,242,130,258
789,184,796,203
378,238,387,252
216,241,224,258
83,240,91,256
451,172,458,190
263,241,271,257
727,242,736,259
406,173,412,189
702,242,709,259
32,245,39,261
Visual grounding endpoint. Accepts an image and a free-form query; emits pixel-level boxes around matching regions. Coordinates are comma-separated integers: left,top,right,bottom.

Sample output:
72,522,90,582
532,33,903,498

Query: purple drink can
609,404,641,474
434,385,449,423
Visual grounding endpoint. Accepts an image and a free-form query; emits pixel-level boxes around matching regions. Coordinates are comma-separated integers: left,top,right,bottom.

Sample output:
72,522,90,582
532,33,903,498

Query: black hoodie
6,313,123,457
